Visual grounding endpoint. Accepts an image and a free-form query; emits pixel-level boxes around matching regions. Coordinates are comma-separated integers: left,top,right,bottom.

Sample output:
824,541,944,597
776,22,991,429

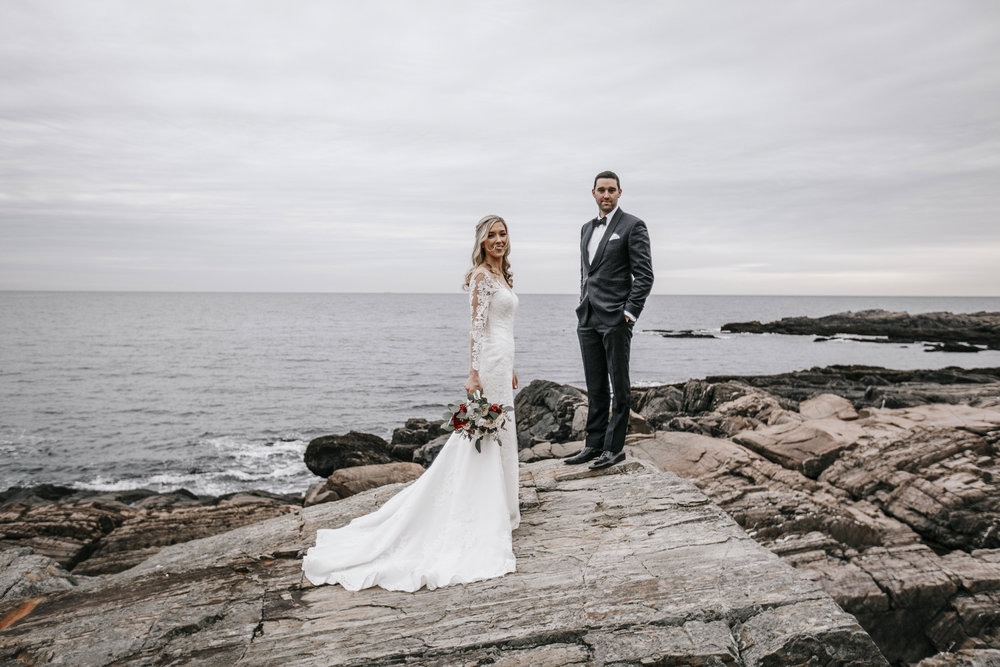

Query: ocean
2,292,999,496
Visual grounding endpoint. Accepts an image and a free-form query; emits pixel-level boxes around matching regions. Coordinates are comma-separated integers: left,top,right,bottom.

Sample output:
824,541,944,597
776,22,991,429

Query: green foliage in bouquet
442,391,515,453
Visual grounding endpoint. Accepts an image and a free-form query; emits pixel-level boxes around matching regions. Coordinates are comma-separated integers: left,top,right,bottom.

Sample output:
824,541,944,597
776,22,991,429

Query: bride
302,215,521,592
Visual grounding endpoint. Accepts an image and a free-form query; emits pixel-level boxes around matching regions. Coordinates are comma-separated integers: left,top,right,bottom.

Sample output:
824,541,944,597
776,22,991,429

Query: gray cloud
1,0,998,294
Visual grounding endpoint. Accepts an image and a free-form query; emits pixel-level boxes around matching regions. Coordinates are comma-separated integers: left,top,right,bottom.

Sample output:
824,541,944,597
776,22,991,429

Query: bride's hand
512,370,519,390
465,371,483,395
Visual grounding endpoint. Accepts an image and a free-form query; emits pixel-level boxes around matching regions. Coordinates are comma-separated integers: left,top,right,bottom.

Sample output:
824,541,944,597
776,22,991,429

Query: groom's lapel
588,209,623,274
582,222,595,271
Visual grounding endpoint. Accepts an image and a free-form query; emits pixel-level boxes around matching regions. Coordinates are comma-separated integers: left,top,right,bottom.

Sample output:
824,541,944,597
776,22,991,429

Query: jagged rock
632,379,796,436
818,403,1000,551
629,420,1000,665
303,431,394,478
722,310,1000,350
628,431,910,554
412,432,450,467
925,587,1000,657
0,548,79,603
513,379,587,447
704,365,1000,409
0,490,301,577
0,485,211,510
851,544,962,662
73,499,299,576
304,462,425,507
390,418,445,462
631,383,684,427
0,501,132,570
0,460,887,666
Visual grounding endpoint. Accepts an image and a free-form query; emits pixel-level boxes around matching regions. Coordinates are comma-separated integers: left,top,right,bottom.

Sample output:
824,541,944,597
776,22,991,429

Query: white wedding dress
302,268,520,591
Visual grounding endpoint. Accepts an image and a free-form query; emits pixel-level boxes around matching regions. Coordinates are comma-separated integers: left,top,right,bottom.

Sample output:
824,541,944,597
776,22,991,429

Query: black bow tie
592,216,607,228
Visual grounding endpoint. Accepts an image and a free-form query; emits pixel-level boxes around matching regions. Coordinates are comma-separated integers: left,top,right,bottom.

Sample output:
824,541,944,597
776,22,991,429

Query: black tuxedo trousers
578,316,634,453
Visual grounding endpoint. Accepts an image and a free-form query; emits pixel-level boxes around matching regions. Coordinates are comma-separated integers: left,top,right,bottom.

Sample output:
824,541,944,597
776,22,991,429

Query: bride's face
482,221,508,260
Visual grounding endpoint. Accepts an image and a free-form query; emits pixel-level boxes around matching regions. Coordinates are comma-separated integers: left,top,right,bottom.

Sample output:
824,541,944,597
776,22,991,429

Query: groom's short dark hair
594,171,620,189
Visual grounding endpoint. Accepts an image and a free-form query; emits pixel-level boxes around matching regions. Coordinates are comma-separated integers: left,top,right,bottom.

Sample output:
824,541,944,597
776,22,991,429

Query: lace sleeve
469,271,499,372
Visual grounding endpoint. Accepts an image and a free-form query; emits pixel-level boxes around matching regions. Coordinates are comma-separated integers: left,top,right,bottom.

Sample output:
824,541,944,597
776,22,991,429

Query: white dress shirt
587,206,617,264
587,206,636,322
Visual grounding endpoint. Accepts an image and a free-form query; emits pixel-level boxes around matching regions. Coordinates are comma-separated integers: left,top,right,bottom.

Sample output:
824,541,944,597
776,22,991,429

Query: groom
565,171,654,470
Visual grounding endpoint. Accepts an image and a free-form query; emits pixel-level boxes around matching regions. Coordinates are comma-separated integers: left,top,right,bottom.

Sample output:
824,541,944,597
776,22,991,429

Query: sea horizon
3,289,999,298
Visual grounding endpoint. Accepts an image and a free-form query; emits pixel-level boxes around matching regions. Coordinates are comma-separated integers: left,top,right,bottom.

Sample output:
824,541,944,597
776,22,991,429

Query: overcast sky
1,1,998,295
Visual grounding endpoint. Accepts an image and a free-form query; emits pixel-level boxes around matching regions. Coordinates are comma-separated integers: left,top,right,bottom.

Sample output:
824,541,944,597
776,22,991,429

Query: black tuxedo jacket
577,208,654,329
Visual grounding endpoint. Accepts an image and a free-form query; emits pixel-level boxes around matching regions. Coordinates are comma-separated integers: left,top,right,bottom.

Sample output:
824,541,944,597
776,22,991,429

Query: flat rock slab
734,418,867,478
0,460,886,666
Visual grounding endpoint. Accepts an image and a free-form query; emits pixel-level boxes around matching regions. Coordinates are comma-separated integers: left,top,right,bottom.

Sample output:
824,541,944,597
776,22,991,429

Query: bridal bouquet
442,391,514,453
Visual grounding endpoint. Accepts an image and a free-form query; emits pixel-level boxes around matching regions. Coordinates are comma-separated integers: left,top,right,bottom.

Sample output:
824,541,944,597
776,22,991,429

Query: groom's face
592,178,621,216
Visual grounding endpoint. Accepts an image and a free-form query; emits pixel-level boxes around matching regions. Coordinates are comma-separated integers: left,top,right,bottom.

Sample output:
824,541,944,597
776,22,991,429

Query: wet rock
722,310,1000,350
645,328,719,339
0,484,84,507
924,342,984,353
303,431,394,478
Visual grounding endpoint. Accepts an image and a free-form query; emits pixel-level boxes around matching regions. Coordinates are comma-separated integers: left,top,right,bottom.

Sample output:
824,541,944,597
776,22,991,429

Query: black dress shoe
564,447,602,465
589,450,625,470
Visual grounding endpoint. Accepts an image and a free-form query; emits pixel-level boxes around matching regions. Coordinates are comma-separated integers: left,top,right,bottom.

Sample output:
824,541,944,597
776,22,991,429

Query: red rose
452,415,468,430
490,404,500,413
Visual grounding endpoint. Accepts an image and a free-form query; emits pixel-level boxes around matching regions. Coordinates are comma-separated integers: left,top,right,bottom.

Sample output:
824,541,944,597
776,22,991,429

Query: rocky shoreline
514,365,1000,665
721,310,1000,352
3,364,1000,665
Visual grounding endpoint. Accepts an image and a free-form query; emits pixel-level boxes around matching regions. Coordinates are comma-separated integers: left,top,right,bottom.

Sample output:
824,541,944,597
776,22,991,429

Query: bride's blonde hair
464,215,513,288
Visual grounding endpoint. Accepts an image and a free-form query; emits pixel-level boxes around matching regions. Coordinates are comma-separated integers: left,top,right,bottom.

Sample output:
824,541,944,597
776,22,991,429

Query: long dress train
301,269,520,591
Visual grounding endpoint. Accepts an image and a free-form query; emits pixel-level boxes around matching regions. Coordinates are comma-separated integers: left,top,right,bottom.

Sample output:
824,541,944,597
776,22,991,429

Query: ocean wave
72,464,313,496
204,434,308,459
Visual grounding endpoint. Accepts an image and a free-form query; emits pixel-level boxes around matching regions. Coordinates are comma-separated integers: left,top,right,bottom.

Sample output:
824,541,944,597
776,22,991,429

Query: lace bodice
468,269,518,405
